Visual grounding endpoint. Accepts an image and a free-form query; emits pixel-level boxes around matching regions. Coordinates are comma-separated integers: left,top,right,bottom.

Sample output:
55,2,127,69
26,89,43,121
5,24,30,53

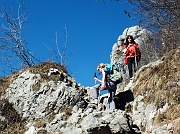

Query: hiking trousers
92,82,117,110
106,82,117,110
127,57,136,78
92,84,101,99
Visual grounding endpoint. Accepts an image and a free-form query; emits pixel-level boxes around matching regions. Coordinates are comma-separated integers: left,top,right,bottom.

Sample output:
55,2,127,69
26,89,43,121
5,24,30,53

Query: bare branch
0,2,40,75
127,0,180,55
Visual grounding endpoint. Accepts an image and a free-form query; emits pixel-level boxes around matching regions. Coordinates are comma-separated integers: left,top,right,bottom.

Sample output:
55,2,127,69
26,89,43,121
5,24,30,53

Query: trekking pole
134,44,137,69
94,72,97,84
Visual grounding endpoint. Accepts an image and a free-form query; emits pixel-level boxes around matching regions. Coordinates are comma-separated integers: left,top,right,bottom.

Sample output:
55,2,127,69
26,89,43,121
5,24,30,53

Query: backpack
136,46,141,62
104,64,122,84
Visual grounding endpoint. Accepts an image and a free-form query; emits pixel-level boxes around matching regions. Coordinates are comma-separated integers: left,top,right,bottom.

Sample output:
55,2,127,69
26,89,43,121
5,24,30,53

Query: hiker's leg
107,90,116,110
92,84,100,99
136,56,139,67
128,58,133,78
107,82,116,110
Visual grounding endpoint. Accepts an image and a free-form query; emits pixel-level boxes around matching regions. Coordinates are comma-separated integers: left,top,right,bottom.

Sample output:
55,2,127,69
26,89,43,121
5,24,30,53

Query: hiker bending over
92,63,121,110
124,35,141,78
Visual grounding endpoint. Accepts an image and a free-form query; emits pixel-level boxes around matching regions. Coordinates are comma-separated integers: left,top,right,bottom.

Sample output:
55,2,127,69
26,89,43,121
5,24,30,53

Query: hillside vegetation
130,47,180,133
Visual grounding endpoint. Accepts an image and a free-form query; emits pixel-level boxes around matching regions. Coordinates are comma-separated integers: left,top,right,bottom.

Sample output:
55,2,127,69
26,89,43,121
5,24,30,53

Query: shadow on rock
88,125,111,134
115,90,134,110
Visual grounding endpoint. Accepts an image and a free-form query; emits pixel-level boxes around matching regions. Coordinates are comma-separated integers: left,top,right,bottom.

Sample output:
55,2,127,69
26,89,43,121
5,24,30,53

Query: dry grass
30,62,68,91
0,99,26,133
0,78,9,96
132,48,180,126
29,62,67,75
0,72,20,96
152,104,180,127
0,62,68,94
172,118,180,134
0,122,26,134
59,107,73,121
34,120,46,128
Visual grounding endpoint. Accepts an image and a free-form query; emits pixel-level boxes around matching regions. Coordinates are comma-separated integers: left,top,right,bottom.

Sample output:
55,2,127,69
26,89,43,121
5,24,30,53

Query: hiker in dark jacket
124,35,141,78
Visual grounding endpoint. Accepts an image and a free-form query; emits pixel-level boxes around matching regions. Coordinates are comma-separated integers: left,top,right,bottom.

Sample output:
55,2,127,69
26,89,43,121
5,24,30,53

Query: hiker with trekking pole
91,63,122,110
123,35,141,79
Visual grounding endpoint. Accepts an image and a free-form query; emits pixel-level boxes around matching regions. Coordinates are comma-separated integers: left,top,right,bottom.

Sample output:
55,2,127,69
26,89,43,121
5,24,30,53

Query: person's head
97,63,107,72
125,35,136,45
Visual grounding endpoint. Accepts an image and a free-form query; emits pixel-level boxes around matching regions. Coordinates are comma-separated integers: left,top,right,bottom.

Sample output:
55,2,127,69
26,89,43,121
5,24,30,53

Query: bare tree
0,2,73,77
44,25,75,72
96,0,179,58
0,2,39,73
54,25,70,68
127,0,180,54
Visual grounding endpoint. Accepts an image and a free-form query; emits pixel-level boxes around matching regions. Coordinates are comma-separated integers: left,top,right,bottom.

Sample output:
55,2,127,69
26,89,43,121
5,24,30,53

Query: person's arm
135,43,139,48
123,44,129,54
94,77,102,83
100,70,106,90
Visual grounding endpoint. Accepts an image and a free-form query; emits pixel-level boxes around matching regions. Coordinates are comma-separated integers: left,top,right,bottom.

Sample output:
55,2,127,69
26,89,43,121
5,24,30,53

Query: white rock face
3,70,85,120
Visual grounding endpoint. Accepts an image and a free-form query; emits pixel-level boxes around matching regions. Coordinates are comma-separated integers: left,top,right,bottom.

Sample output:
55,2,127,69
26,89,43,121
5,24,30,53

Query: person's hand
94,77,98,81
100,85,105,90
123,48,127,54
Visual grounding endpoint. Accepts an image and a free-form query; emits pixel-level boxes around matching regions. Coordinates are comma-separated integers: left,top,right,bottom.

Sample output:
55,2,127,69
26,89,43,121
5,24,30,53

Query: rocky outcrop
2,65,86,120
0,62,138,134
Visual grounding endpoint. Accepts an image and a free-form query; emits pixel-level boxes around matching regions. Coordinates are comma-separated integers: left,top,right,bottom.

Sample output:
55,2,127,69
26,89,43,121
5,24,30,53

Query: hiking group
91,35,141,110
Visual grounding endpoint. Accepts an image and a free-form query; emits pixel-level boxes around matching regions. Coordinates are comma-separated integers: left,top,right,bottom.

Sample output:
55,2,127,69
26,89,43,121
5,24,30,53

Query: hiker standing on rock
123,35,141,79
92,63,121,110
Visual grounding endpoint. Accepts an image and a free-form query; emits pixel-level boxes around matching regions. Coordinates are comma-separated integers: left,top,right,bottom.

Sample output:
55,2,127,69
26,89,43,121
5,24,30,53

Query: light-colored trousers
92,82,116,110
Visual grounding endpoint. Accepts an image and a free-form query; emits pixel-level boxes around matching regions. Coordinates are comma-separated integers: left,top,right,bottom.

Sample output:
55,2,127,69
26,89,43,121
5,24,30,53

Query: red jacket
124,44,140,58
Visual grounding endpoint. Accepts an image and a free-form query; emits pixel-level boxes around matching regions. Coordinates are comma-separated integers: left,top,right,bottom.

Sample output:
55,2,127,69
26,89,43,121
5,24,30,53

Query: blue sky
0,0,137,87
